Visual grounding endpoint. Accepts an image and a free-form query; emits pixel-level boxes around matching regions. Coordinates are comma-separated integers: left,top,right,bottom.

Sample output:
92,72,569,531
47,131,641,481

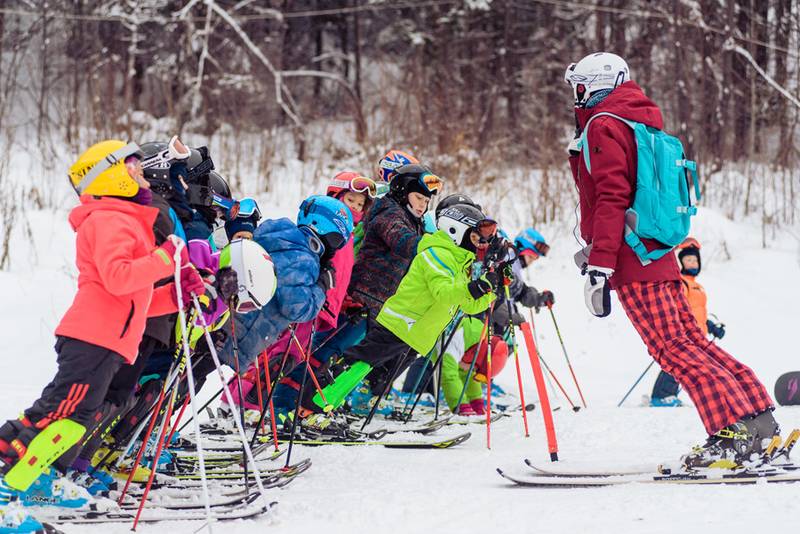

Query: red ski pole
165,395,190,447
502,286,529,437
486,323,493,450
132,387,178,530
254,351,267,436
261,352,280,451
520,321,559,461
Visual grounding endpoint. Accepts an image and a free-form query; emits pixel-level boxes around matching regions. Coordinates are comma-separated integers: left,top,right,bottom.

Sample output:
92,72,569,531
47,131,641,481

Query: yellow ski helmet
68,140,143,197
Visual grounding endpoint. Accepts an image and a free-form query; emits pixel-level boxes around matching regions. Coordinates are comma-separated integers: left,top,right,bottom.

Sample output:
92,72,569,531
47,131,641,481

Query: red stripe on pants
616,281,773,434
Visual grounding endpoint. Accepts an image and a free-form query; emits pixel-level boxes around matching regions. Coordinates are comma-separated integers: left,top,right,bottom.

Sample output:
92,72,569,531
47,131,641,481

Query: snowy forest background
1,0,799,267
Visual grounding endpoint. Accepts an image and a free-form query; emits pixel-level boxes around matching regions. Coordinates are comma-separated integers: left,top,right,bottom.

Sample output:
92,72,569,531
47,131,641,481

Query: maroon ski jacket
568,81,680,288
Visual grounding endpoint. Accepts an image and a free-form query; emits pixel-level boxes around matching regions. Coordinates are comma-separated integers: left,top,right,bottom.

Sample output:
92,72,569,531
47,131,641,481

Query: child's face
681,255,699,271
469,230,494,251
341,191,366,214
232,230,253,240
407,192,430,218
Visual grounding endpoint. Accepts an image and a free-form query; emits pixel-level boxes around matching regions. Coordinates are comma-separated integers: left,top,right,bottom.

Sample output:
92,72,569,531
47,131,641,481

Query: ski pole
261,351,280,451
453,313,490,412
118,334,190,504
283,325,316,468
248,334,295,451
362,348,413,430
528,309,580,411
284,358,310,468
191,295,273,510
401,313,461,418
433,340,445,421
520,321,559,461
176,385,224,434
546,304,587,408
486,309,493,450
165,395,190,446
290,327,328,406
137,241,213,531
504,289,529,437
253,352,267,436
617,360,656,407
228,303,249,497
403,313,464,422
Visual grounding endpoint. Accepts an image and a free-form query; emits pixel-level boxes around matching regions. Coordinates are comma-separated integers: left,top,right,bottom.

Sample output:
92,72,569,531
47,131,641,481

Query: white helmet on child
220,239,277,313
436,204,497,249
564,52,630,107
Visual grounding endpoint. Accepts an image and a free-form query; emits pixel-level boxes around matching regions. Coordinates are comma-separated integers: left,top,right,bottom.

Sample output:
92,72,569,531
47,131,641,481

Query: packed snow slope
1,202,798,534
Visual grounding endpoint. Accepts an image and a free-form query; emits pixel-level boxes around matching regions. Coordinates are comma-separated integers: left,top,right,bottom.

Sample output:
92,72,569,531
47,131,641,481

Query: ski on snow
500,429,800,487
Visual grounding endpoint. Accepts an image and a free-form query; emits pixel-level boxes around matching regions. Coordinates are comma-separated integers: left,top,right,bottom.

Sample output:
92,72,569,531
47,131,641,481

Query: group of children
0,139,556,531
0,122,747,533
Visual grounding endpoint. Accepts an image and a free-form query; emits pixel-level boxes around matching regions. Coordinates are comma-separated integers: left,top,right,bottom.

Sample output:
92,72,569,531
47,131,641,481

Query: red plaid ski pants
616,281,773,434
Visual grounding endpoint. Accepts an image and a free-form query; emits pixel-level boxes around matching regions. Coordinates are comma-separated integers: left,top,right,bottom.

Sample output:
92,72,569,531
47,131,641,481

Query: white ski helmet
220,239,277,313
564,52,630,107
436,204,496,248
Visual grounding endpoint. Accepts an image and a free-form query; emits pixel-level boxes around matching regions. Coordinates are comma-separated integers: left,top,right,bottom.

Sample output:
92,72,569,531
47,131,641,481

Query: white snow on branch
725,40,800,110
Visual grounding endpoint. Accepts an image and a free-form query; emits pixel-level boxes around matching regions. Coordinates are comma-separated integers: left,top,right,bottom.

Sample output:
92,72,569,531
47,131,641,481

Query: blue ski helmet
297,195,354,252
514,227,550,258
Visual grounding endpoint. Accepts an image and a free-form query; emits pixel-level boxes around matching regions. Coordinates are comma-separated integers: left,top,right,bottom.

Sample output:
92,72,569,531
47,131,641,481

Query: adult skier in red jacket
565,52,778,468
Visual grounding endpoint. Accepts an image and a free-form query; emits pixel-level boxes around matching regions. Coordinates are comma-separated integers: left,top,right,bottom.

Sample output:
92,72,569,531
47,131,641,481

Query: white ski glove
584,265,613,318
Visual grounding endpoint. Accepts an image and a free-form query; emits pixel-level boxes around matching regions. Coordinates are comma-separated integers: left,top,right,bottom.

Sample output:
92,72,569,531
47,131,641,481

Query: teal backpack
580,112,701,265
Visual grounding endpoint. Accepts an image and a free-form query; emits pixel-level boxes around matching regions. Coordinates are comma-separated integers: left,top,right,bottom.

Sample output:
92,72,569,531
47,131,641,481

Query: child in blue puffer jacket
218,195,354,370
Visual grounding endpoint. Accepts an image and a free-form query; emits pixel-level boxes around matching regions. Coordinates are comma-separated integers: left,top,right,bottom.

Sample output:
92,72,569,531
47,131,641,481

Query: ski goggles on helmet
305,231,345,258
419,172,443,194
475,219,498,243
236,294,261,314
393,164,444,195
229,197,262,220
331,175,379,198
518,240,550,257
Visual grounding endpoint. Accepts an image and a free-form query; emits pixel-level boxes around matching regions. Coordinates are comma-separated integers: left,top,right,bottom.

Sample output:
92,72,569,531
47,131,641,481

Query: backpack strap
579,112,636,174
623,203,674,267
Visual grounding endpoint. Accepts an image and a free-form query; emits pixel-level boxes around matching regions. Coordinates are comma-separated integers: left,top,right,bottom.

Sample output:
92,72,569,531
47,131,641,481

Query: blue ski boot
346,383,392,417
0,476,43,534
19,469,90,509
650,396,683,407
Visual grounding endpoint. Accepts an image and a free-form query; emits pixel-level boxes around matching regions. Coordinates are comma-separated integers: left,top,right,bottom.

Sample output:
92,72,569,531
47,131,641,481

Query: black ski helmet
208,170,232,200
435,193,482,221
389,163,442,202
139,141,177,198
677,237,701,276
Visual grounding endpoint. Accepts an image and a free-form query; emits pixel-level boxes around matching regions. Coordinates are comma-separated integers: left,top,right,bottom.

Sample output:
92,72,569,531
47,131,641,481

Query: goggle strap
187,157,214,181
76,142,141,194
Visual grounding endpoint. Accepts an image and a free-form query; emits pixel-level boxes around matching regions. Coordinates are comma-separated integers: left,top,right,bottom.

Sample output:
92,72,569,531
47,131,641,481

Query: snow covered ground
1,199,799,533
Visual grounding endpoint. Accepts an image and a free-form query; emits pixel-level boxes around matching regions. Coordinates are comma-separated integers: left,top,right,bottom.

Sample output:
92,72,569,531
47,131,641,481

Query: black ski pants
0,337,123,472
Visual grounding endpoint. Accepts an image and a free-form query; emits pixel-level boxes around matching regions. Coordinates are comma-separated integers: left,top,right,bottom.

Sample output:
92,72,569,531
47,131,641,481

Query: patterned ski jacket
347,195,424,316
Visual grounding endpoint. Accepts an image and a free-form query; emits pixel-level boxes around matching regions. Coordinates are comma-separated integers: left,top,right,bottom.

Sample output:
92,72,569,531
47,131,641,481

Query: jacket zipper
120,301,135,338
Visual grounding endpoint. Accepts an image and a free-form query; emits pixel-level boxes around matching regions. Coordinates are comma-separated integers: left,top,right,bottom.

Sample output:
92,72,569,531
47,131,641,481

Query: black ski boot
682,410,781,469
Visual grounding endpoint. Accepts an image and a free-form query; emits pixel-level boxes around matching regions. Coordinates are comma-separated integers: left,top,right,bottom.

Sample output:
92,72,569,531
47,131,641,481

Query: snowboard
775,371,800,406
